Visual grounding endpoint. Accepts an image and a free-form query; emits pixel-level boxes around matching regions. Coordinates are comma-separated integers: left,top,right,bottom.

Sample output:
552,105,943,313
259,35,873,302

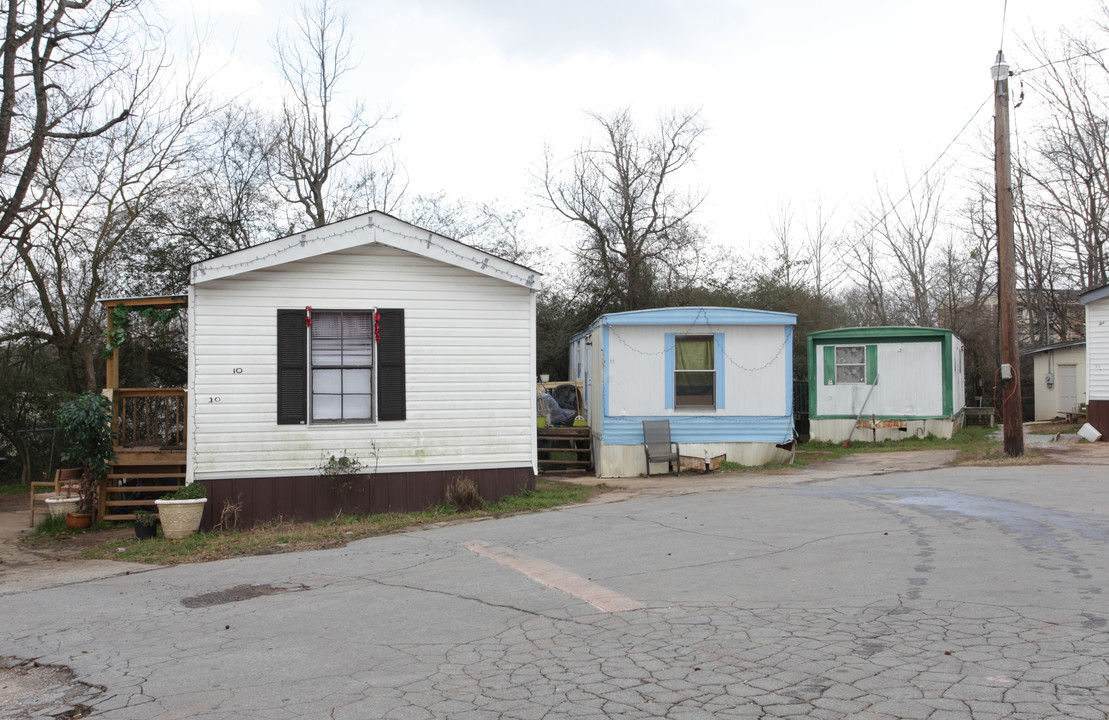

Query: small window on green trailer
835,345,866,384
823,344,878,386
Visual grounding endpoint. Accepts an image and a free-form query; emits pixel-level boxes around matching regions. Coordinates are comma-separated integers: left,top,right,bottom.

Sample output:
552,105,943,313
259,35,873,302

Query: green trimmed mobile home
807,327,965,443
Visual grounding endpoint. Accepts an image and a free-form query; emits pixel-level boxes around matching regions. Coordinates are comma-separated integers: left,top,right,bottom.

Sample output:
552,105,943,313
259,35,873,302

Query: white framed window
311,310,374,422
834,345,867,384
822,343,876,386
675,335,716,408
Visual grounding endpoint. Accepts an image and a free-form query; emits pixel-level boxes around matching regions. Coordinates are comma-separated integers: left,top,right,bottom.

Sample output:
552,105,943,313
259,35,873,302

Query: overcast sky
170,0,1101,261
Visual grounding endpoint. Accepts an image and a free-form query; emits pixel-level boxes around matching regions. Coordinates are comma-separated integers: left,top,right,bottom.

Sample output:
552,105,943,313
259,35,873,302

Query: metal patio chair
642,420,681,477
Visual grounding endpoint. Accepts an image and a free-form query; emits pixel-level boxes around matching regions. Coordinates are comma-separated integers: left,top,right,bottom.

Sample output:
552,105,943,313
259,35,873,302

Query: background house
1079,283,1109,438
1021,339,1086,421
807,327,965,443
568,307,797,477
187,211,542,527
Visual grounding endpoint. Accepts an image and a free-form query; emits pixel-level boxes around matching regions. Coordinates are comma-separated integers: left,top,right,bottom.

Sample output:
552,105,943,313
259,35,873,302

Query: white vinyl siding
1089,299,1109,401
189,244,534,480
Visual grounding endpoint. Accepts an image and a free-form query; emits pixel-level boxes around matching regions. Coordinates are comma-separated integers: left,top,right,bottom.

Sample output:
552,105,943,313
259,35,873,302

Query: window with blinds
311,311,374,422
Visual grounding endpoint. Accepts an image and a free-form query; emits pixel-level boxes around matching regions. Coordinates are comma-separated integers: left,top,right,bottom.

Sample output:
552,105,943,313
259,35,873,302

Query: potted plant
155,483,207,539
56,393,116,530
133,509,159,540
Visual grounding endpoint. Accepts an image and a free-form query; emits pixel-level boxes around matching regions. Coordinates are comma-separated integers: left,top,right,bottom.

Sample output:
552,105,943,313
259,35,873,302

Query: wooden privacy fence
113,388,186,448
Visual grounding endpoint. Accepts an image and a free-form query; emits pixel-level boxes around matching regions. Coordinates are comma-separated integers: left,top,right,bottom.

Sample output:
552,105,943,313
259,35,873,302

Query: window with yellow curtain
675,335,715,407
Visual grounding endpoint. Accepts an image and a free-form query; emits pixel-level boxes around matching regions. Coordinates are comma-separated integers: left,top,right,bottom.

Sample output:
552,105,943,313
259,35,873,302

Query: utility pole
993,50,1024,457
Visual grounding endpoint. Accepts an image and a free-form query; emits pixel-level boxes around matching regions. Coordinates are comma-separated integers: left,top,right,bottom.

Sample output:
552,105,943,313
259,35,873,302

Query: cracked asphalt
2,450,1108,719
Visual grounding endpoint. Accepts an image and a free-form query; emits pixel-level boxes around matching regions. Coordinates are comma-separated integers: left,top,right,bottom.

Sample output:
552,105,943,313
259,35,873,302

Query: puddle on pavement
181,583,304,608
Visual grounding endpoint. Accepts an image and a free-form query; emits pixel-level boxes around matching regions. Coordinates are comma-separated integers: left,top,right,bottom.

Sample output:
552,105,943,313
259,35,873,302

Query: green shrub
56,393,116,515
163,483,206,501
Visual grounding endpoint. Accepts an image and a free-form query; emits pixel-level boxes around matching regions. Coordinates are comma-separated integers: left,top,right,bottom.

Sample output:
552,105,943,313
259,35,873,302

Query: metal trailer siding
808,328,959,420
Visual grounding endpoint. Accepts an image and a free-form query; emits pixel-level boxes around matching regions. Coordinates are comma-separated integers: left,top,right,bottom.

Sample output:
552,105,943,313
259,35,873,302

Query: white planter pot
155,498,207,539
44,497,80,518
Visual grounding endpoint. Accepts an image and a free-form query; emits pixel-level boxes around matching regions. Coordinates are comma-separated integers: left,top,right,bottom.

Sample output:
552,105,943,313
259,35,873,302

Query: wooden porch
99,296,187,522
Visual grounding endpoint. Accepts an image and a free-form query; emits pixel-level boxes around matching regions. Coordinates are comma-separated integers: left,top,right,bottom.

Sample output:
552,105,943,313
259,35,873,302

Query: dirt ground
0,492,149,596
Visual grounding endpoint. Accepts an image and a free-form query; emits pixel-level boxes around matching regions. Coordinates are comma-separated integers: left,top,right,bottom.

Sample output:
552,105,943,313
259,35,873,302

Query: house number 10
232,368,243,374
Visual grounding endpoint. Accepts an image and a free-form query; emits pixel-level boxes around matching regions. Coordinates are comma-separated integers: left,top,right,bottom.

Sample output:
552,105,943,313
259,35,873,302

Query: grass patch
29,515,115,538
953,445,1050,465
0,481,30,497
79,478,602,565
793,426,1001,467
716,459,793,473
1026,422,1082,435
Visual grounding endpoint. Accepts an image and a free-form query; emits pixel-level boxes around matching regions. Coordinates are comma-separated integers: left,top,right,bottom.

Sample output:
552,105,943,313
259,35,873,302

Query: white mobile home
187,211,541,527
808,327,965,442
1021,339,1086,421
568,307,797,477
1079,283,1109,438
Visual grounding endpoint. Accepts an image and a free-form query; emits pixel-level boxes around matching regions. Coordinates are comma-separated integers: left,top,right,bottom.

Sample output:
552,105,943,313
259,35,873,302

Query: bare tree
850,171,946,327
1,61,210,391
271,0,401,229
404,193,545,268
1020,30,1109,291
0,0,143,244
541,107,707,312
117,102,286,296
763,198,845,298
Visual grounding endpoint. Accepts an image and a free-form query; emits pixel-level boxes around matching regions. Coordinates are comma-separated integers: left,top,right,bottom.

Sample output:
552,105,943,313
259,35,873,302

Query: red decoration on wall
374,310,381,343
306,306,312,327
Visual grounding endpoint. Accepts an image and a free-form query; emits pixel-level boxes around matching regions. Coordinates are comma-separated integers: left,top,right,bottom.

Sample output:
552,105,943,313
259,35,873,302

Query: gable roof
1020,338,1085,356
189,211,542,291
1079,282,1109,305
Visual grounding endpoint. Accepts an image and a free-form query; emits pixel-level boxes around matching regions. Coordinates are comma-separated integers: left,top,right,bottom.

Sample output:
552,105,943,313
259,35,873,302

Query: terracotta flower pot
155,498,206,539
66,512,93,530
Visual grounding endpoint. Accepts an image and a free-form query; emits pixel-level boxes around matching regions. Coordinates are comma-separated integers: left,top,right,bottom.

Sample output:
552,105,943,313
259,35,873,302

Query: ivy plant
102,304,181,358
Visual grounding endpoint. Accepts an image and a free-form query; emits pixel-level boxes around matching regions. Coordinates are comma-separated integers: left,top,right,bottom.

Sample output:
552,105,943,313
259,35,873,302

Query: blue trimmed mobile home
568,307,797,477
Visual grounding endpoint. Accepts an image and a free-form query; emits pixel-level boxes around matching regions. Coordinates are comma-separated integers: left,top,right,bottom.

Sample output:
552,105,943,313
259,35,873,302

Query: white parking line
464,540,646,613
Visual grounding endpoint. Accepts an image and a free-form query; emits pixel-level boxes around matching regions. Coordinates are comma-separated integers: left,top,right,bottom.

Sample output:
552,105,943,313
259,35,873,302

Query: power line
1014,46,1109,75
999,0,1008,54
856,93,992,244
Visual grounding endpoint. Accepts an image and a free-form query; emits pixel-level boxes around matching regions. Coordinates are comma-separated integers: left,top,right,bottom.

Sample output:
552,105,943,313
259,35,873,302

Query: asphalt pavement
2,454,1108,719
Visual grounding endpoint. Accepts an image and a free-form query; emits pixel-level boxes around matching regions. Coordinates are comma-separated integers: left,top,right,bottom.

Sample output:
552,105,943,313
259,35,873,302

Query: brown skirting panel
195,466,535,530
1088,400,1109,440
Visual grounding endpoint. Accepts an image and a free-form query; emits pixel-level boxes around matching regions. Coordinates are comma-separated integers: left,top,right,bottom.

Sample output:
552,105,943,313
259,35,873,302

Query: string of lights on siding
191,215,538,288
603,307,792,373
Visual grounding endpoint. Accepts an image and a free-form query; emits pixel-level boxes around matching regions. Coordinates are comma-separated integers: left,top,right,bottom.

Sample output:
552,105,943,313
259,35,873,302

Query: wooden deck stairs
98,448,186,522
537,426,593,473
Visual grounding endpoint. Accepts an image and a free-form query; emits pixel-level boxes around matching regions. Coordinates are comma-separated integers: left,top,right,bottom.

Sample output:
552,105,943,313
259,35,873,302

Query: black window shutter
377,308,406,421
276,309,307,424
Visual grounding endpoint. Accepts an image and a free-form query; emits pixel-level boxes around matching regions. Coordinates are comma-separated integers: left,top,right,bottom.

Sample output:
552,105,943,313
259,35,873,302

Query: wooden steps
99,446,186,522
537,426,593,473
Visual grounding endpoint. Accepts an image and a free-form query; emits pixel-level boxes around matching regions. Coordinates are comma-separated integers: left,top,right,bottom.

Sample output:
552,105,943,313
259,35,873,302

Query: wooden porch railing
113,388,187,448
